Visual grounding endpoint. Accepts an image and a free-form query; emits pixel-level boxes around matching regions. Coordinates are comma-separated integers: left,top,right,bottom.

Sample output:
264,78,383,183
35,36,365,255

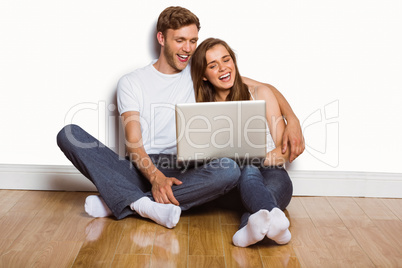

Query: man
57,6,304,229
57,6,241,229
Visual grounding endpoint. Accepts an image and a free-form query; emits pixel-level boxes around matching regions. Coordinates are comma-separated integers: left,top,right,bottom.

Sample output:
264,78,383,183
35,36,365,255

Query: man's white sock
232,209,270,247
84,195,113,218
266,207,291,244
130,197,181,229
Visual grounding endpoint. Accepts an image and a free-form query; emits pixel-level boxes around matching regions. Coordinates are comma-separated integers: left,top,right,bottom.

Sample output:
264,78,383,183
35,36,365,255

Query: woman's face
203,44,236,91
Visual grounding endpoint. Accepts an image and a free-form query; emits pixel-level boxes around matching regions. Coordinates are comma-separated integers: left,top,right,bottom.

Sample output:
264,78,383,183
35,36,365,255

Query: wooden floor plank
280,197,338,267
150,222,189,268
258,240,297,259
348,225,402,267
300,197,344,227
354,197,399,220
300,197,374,266
0,191,66,267
0,241,48,267
112,254,151,268
115,219,157,255
0,190,400,267
326,197,375,228
31,241,83,267
219,208,242,225
50,192,95,242
72,217,125,267
0,239,14,256
290,218,337,267
261,256,301,268
292,246,338,268
286,197,310,219
221,224,263,268
9,190,56,214
316,225,375,267
0,190,27,217
0,239,81,267
188,256,226,268
328,197,402,267
381,198,402,220
355,197,402,248
10,192,74,245
0,211,37,241
372,219,402,248
1,191,77,265
189,208,224,256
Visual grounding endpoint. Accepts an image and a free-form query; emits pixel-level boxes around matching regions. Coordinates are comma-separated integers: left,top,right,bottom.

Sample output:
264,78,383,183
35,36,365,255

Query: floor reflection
84,217,181,267
85,218,108,242
130,225,180,254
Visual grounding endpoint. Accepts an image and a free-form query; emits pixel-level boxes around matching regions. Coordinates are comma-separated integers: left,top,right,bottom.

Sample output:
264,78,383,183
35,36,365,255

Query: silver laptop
175,100,267,164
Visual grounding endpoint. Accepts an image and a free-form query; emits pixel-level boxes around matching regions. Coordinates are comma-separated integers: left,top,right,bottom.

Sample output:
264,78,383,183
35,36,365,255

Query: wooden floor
0,190,401,267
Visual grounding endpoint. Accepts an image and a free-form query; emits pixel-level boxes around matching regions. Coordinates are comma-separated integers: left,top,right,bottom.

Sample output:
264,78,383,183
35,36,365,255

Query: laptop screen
175,100,267,164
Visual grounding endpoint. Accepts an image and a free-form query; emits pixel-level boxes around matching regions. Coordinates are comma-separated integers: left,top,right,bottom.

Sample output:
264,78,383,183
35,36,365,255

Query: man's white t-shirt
117,61,195,155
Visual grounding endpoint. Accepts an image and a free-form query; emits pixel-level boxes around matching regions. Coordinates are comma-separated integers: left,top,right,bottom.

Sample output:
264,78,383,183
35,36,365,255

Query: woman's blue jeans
238,165,293,228
56,124,240,220
215,164,293,229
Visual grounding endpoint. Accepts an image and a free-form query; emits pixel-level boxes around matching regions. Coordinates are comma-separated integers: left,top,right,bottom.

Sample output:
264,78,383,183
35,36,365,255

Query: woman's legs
233,165,293,247
239,165,292,218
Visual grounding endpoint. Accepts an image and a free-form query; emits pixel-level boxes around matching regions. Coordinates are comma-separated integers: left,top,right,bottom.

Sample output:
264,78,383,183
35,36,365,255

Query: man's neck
153,58,181,75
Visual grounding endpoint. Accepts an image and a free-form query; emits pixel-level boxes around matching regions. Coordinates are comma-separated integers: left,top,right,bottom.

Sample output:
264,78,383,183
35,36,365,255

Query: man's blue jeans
56,124,240,220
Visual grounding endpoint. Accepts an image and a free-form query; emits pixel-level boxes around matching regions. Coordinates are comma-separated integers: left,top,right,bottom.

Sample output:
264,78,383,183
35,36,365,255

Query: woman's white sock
232,209,270,247
84,195,113,218
266,208,291,244
130,197,181,229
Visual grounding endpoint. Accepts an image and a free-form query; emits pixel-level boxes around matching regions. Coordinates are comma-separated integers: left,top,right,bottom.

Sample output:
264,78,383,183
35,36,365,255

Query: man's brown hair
157,6,200,35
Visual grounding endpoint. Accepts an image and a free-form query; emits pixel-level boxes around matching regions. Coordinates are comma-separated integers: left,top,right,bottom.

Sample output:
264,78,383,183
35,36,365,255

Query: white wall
1,0,401,174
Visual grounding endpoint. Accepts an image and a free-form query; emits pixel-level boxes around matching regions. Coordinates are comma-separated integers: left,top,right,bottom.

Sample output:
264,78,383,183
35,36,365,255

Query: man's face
161,24,199,73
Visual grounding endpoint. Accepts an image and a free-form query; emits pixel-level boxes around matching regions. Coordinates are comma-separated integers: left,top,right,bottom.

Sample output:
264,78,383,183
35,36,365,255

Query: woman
191,38,293,247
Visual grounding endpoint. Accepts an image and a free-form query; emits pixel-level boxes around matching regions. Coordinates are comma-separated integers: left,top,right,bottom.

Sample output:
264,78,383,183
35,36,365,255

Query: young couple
57,6,304,248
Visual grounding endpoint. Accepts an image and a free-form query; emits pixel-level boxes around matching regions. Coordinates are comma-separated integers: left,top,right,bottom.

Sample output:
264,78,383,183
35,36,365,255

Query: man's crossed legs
57,124,240,228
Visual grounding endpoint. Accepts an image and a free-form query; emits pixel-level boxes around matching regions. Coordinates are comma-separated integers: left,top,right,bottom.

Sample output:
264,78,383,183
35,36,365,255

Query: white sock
232,209,270,247
130,197,181,229
266,207,291,244
84,195,113,218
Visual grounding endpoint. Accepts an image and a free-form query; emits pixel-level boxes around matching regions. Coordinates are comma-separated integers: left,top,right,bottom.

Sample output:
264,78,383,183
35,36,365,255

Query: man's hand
150,170,182,205
282,119,305,162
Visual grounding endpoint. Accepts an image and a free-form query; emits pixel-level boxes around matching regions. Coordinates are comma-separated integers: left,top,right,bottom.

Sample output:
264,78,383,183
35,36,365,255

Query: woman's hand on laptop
151,170,183,205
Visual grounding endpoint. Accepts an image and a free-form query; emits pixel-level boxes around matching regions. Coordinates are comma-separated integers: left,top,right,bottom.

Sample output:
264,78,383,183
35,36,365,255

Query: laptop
175,100,267,165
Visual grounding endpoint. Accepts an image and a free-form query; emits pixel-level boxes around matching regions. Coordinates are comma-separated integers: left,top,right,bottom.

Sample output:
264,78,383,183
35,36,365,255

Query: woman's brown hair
191,38,250,102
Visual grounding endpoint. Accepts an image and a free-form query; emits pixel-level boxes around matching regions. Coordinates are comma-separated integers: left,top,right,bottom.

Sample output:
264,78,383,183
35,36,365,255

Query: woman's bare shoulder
243,76,276,89
249,84,275,100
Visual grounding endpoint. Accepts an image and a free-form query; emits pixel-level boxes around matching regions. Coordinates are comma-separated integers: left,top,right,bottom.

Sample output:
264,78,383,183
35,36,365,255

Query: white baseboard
288,170,402,198
0,164,97,192
0,164,401,198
